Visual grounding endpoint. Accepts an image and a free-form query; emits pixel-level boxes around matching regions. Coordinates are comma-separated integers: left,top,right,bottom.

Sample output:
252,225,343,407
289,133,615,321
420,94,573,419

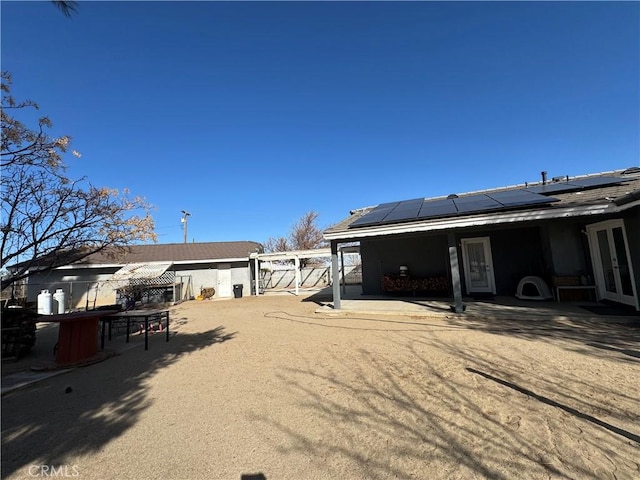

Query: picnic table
101,309,170,351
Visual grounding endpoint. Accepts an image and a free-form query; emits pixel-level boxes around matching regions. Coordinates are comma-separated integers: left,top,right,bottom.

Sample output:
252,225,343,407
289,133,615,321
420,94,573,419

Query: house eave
324,203,620,241
53,257,252,270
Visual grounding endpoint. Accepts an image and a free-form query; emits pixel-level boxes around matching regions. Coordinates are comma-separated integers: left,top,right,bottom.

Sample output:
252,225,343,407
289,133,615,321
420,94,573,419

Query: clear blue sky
2,1,638,245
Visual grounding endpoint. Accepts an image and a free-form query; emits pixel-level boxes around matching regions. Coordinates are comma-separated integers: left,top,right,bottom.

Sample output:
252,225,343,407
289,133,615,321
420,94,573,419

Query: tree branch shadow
249,333,639,479
466,367,640,443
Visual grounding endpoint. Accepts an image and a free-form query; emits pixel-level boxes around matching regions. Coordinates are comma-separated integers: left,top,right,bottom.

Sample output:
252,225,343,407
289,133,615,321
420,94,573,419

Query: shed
19,241,262,310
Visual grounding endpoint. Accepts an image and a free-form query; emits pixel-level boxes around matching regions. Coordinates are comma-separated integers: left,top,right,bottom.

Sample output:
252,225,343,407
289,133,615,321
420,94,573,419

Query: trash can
233,284,243,298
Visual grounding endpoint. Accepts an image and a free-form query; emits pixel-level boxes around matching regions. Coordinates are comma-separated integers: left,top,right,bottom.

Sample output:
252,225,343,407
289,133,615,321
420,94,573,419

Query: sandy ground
1,294,639,480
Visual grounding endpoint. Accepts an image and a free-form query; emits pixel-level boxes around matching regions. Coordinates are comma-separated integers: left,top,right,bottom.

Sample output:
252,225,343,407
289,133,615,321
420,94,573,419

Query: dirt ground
1,294,639,480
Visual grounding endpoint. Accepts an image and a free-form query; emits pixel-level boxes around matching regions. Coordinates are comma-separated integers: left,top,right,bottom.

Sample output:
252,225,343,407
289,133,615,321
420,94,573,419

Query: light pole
181,210,191,243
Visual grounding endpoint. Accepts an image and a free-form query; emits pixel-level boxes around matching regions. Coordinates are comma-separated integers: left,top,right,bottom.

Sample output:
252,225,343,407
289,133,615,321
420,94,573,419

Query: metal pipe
181,210,191,244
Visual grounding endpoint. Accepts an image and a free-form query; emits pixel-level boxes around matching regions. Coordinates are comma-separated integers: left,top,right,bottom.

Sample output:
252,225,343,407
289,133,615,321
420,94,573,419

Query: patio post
253,254,260,296
294,255,300,296
448,232,464,313
331,241,341,309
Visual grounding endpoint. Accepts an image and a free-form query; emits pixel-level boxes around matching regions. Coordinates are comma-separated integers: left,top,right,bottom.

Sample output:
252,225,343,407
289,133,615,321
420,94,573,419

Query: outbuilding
19,241,262,310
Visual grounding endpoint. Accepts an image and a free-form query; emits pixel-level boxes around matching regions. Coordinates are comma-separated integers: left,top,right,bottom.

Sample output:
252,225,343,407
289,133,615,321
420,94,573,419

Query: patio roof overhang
110,262,173,282
324,202,624,242
249,248,333,296
249,248,332,262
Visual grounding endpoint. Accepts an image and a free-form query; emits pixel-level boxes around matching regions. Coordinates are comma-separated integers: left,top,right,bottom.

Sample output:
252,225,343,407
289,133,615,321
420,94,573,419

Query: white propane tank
37,289,53,315
53,289,66,314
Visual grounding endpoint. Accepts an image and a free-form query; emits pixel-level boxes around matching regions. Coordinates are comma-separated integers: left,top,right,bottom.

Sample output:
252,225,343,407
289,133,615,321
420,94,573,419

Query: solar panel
383,198,424,222
350,202,399,227
417,198,458,218
524,182,582,195
487,189,560,207
453,194,502,213
569,176,625,188
525,176,624,195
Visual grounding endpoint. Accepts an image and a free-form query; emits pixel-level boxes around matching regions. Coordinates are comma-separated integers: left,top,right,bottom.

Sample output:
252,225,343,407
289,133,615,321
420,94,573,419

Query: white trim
249,248,331,261
54,257,252,270
616,198,640,211
53,263,124,270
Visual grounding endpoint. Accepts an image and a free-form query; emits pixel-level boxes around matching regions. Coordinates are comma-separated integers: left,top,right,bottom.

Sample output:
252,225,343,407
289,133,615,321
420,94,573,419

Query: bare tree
263,236,290,253
290,211,325,251
264,211,326,253
51,1,79,18
263,211,326,267
1,72,156,291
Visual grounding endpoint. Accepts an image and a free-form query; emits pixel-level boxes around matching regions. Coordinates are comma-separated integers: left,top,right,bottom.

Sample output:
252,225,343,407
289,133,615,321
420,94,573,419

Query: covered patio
307,285,640,323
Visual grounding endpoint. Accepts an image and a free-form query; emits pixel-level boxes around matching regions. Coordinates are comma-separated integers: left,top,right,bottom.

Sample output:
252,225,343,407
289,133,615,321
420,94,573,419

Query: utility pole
181,210,191,244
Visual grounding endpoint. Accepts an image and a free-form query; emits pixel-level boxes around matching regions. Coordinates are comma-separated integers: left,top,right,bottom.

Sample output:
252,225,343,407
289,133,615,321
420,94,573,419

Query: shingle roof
74,241,263,266
325,167,640,235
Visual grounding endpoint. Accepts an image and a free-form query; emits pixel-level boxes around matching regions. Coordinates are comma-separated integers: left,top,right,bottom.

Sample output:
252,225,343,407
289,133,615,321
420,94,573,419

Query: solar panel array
349,175,626,229
350,190,560,228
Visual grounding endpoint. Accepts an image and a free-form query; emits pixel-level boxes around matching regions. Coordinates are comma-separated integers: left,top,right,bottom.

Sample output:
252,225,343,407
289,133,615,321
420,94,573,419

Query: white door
461,237,496,294
217,263,232,297
587,220,638,308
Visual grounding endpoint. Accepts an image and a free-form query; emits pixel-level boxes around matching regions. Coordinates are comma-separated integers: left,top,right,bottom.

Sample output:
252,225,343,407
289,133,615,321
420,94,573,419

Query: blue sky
2,1,638,245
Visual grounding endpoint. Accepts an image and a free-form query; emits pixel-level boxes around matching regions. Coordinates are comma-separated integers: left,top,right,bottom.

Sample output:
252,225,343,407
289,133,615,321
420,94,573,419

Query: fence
1,276,193,311
259,264,362,292
260,266,330,291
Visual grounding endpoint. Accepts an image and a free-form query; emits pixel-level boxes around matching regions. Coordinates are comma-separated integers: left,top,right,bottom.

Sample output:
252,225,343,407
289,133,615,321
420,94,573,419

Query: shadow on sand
1,324,235,478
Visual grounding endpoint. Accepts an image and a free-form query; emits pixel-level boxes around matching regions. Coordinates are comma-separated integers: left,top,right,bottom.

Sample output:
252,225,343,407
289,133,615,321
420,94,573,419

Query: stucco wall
24,267,119,311
178,261,252,298
22,260,254,310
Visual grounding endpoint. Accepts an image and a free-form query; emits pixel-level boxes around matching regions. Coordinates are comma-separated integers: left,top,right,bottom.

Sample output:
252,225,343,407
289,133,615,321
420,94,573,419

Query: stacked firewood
1,307,37,359
382,275,450,293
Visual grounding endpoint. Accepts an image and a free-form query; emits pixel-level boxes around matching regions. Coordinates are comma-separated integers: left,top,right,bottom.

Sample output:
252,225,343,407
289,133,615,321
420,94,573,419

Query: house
20,241,262,310
324,168,640,312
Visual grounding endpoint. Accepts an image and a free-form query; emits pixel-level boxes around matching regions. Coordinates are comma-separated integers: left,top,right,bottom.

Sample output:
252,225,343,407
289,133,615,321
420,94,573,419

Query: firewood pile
382,275,450,294
1,307,37,359
200,287,215,299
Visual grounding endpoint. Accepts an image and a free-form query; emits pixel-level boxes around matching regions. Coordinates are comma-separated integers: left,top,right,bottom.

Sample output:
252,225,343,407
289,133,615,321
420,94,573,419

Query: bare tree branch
1,72,156,291
51,1,79,18
262,211,326,267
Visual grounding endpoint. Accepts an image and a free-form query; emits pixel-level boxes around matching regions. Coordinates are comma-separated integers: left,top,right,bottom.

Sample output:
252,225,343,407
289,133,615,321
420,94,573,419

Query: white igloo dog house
516,276,553,300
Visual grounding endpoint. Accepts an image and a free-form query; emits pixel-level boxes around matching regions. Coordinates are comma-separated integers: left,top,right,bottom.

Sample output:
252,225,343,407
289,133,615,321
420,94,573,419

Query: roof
324,167,640,240
69,241,263,267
